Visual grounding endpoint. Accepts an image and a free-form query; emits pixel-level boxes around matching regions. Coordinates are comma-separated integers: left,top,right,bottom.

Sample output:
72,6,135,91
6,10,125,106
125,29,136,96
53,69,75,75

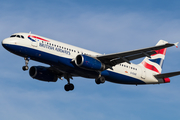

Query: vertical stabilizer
140,40,168,74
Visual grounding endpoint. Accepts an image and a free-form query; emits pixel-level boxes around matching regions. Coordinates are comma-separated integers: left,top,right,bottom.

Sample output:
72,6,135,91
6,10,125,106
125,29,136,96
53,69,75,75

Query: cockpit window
10,35,16,37
10,34,24,39
21,35,24,39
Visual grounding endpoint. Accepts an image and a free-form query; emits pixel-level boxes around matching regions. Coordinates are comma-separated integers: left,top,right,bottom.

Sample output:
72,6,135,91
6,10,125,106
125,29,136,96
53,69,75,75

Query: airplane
2,32,180,91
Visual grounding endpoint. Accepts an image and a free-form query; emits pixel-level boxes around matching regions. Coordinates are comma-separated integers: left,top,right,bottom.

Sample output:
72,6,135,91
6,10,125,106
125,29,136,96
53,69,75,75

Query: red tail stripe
151,48,167,56
141,61,160,73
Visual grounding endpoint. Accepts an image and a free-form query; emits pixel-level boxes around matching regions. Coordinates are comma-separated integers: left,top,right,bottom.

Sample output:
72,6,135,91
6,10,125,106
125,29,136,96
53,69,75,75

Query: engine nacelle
75,55,105,71
29,66,58,82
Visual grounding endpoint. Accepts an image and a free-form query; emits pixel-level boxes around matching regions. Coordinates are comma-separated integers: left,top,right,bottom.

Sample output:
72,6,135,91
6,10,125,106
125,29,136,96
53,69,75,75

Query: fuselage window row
42,41,81,54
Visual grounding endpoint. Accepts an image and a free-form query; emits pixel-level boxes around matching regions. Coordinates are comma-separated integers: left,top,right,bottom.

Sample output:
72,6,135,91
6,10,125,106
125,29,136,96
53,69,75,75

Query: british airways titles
39,42,71,55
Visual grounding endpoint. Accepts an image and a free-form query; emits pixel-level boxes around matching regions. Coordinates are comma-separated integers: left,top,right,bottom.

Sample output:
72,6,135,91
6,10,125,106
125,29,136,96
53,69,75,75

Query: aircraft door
141,67,146,79
31,39,38,47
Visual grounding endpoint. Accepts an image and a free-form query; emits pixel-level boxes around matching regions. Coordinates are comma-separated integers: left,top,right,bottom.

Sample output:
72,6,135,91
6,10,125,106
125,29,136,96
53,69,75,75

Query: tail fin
141,40,168,74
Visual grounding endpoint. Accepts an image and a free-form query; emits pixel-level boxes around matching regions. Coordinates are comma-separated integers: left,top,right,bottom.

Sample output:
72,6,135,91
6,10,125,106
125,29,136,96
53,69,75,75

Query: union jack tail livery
141,40,168,74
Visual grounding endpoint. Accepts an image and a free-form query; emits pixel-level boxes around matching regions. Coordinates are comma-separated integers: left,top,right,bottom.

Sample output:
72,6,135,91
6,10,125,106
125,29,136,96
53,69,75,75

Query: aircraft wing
97,42,178,66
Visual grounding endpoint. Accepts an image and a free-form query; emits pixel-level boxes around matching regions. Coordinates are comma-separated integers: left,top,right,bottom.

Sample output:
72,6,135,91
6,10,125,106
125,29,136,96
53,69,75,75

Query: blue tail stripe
149,58,162,65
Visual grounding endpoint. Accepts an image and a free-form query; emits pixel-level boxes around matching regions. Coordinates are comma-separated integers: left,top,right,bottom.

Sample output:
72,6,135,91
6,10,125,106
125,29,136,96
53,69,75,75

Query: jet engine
75,55,105,71
29,66,58,82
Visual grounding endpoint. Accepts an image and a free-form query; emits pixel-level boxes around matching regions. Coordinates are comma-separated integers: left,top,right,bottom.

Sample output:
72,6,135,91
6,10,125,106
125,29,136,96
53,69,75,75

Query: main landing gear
22,57,29,71
64,74,74,91
95,76,105,84
64,83,74,91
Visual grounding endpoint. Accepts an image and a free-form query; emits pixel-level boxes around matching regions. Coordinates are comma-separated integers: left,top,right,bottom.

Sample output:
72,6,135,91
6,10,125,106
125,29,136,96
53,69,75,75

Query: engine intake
29,66,58,82
75,55,105,71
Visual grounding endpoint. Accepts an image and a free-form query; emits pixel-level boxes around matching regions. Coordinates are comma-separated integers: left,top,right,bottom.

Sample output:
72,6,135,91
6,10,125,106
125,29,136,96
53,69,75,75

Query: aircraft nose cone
2,38,9,49
1,38,15,51
2,39,6,48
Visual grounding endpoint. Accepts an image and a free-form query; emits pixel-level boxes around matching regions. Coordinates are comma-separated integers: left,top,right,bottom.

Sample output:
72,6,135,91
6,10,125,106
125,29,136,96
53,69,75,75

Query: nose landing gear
22,57,30,71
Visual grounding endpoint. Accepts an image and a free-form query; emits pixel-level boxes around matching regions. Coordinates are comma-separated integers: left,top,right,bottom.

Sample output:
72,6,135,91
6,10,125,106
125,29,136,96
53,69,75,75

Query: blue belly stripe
3,44,146,85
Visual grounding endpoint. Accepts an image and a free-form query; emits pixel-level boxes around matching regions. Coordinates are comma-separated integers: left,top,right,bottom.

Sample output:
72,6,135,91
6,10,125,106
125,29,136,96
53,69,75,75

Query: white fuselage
2,33,164,85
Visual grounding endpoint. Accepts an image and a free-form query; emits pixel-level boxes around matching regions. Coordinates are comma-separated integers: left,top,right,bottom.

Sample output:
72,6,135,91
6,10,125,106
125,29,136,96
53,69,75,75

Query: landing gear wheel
64,84,70,91
95,76,105,84
69,83,74,90
99,76,105,83
95,79,101,84
64,83,74,91
22,66,29,71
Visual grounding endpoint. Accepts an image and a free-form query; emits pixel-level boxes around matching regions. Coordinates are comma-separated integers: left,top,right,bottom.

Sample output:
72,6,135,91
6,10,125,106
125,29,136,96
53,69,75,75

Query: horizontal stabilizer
154,71,180,78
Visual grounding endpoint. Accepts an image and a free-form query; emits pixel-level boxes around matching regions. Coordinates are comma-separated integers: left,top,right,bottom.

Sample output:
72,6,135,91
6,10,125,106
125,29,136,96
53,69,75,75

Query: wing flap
107,51,156,66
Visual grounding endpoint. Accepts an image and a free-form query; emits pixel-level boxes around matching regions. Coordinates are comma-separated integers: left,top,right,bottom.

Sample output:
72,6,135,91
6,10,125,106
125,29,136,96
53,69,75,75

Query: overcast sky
1,0,180,120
